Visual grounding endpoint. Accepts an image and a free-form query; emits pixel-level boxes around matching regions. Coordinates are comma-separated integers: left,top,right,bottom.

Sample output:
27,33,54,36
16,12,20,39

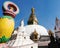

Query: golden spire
31,8,35,14
27,8,38,25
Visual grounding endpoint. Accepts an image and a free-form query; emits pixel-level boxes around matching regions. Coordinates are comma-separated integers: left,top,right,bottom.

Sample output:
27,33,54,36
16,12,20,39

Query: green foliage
0,36,9,43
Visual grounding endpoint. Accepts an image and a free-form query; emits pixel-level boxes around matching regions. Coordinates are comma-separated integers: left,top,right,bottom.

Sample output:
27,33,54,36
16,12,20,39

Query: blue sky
0,0,60,31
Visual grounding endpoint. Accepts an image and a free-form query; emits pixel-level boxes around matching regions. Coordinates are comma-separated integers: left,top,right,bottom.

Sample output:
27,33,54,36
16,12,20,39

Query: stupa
7,8,50,48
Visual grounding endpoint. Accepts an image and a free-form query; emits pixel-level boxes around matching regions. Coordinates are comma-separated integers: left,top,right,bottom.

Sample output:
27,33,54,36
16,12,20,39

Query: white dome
24,25,48,36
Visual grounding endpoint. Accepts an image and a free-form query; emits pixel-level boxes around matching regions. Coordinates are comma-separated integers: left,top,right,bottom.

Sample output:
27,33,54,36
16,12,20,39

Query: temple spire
56,17,58,21
27,8,38,25
55,17,59,26
31,8,35,14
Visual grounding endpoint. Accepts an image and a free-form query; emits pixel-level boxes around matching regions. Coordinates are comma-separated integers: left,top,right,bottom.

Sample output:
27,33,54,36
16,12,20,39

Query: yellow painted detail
0,18,14,38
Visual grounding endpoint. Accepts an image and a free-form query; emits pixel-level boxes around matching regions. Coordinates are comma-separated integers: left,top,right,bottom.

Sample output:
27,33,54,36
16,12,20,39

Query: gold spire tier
27,8,38,25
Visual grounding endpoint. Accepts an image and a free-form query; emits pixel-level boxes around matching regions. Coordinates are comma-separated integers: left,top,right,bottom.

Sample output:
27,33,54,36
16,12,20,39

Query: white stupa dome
25,8,48,36
25,25,48,36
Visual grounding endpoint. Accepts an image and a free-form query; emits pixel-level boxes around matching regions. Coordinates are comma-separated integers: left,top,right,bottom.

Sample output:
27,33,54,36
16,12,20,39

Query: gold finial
31,8,35,14
34,29,38,35
10,7,14,12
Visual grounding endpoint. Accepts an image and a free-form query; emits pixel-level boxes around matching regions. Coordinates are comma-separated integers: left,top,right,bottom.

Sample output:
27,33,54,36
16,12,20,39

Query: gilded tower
27,8,38,25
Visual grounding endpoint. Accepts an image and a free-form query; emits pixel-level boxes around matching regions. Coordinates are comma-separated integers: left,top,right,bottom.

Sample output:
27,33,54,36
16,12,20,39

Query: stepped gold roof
27,8,38,25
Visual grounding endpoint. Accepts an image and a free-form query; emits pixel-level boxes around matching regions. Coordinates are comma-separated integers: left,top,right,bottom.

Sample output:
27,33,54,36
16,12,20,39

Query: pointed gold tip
31,8,35,14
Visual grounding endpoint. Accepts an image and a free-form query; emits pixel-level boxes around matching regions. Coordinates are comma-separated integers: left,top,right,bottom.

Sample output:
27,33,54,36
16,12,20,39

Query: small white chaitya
8,20,38,48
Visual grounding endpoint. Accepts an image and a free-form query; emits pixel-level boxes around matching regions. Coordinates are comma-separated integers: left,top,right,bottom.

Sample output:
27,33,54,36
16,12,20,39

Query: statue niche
30,30,38,41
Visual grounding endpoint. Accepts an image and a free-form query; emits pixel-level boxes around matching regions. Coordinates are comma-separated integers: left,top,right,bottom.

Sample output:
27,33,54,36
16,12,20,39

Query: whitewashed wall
11,43,38,48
